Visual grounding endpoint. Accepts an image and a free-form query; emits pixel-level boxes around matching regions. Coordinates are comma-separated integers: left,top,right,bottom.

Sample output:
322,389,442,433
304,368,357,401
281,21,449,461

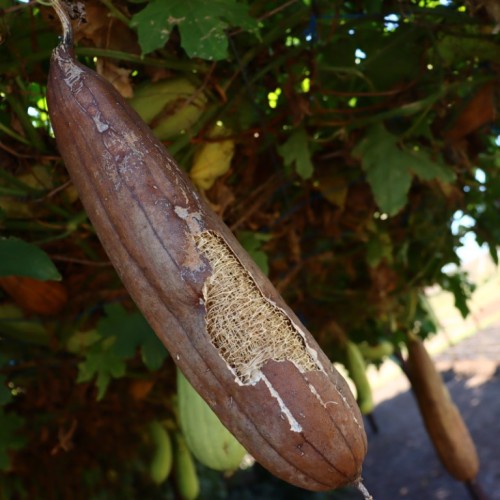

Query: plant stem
0,168,44,194
0,122,31,145
76,47,208,72
99,0,131,26
0,187,33,197
5,93,46,152
355,480,373,500
50,0,73,47
0,48,207,74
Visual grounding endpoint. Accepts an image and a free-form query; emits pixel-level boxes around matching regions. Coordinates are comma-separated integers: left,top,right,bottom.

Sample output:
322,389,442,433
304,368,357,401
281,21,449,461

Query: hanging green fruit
148,420,173,485
129,78,207,140
177,368,246,472
190,123,235,191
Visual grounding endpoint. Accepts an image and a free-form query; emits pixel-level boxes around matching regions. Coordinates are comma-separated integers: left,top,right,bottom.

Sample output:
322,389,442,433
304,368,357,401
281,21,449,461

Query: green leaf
361,25,423,90
131,0,258,60
66,330,102,354
435,32,500,67
140,334,168,371
0,304,49,345
278,128,314,180
487,242,499,266
129,0,172,55
77,342,127,400
366,233,393,268
0,410,25,470
98,304,167,371
0,238,61,280
406,147,456,183
440,272,474,319
237,231,272,275
367,155,412,216
98,304,144,358
353,125,412,215
353,125,455,216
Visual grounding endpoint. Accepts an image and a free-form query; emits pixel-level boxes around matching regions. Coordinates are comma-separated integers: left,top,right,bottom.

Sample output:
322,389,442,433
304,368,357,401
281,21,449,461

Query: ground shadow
361,365,500,500
218,343,499,500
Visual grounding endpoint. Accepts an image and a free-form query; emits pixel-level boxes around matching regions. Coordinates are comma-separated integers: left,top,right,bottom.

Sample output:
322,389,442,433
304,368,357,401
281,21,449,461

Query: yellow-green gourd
174,431,200,500
129,78,207,140
357,340,394,362
345,341,374,415
177,369,246,471
148,420,173,485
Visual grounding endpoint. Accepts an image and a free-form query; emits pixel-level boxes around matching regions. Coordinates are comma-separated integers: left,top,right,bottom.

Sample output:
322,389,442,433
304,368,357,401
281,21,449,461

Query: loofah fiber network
195,231,318,384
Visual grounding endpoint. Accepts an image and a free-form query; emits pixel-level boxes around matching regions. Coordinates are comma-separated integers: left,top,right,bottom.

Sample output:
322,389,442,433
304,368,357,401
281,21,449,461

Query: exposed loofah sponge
195,231,318,384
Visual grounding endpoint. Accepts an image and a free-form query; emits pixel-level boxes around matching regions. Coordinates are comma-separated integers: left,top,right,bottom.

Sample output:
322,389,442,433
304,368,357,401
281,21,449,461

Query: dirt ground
360,323,500,500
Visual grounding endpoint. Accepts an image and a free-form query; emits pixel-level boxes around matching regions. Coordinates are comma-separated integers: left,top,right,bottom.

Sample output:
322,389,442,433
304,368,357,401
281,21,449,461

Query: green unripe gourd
129,79,207,140
345,342,374,415
357,340,394,362
174,431,200,500
177,369,246,472
148,421,173,485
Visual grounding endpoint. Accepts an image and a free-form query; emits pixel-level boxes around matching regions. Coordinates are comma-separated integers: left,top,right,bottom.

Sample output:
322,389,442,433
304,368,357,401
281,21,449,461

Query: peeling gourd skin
47,35,367,491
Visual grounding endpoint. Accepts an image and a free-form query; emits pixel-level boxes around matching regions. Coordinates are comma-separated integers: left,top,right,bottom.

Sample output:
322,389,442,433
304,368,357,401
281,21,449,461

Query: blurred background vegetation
0,0,498,497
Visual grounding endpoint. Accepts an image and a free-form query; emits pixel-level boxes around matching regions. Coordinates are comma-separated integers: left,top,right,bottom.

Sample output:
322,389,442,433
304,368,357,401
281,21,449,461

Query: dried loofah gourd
195,231,318,383
47,0,368,488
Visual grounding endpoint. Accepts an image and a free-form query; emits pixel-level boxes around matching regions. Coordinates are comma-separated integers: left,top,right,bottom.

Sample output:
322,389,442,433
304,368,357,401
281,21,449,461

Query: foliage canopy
0,0,498,497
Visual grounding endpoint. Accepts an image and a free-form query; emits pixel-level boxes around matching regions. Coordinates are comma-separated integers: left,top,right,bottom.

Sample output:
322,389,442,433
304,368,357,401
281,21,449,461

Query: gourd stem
355,480,373,500
51,0,74,48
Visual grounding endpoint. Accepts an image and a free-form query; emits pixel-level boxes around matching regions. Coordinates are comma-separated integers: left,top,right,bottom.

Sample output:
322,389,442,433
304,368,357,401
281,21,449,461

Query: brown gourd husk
46,1,367,491
407,335,479,481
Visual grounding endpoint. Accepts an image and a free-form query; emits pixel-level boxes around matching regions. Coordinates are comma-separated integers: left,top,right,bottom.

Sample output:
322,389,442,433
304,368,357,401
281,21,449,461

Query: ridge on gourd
46,0,369,494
